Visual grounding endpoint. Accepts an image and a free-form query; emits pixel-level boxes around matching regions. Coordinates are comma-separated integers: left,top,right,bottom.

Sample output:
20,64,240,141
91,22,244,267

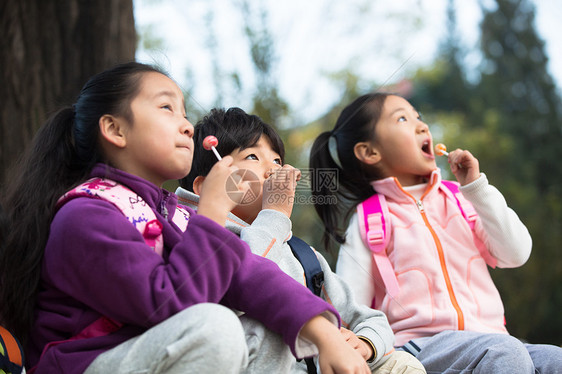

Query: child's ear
192,176,206,195
99,114,127,148
354,142,381,165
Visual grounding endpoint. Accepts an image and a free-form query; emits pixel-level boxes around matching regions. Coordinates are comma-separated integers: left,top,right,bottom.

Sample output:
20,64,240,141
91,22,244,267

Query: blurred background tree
0,0,136,187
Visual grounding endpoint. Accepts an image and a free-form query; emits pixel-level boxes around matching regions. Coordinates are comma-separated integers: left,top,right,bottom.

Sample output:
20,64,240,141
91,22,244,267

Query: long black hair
0,62,166,346
180,107,285,190
309,93,391,251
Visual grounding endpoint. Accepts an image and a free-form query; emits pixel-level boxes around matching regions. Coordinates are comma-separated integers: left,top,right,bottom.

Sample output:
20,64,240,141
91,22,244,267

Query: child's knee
373,350,426,373
480,335,533,370
526,343,562,372
186,303,246,349
168,304,248,371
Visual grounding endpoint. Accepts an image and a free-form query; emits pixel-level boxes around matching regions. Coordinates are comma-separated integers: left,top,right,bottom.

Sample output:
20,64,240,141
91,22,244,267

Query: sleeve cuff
355,327,389,365
358,336,377,362
459,172,487,195
252,209,292,243
293,311,339,358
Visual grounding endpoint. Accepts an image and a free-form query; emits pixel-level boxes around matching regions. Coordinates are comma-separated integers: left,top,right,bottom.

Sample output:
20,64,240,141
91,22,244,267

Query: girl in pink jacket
309,93,562,373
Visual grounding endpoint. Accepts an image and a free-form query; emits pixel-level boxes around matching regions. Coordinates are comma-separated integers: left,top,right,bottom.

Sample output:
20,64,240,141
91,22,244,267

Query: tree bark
0,0,136,188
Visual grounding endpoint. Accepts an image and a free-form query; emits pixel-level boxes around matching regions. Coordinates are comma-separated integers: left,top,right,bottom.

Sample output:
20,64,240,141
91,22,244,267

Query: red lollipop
203,135,222,160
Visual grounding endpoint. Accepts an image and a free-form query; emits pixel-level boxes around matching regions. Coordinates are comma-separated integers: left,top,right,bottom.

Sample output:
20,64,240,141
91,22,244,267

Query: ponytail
310,93,391,253
310,131,348,251
0,62,165,346
0,107,92,344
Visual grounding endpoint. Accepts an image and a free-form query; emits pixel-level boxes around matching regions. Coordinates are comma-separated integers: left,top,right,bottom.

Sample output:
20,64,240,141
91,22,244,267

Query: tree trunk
0,0,136,188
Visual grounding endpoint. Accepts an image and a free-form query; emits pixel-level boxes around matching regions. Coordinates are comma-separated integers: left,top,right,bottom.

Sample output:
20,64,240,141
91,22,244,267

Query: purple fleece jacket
28,164,339,373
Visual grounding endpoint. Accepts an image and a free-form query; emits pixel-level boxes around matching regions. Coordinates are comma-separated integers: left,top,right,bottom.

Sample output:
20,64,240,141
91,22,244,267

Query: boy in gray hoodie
177,107,425,374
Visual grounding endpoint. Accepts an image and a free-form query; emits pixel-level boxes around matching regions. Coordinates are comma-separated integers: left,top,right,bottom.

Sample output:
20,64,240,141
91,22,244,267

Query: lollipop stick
211,147,222,160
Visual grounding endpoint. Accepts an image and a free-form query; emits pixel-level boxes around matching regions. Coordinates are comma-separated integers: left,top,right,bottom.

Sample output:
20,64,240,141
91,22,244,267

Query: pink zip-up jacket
336,169,532,346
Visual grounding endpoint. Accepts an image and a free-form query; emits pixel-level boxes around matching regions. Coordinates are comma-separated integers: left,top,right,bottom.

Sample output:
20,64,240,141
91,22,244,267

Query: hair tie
328,134,343,169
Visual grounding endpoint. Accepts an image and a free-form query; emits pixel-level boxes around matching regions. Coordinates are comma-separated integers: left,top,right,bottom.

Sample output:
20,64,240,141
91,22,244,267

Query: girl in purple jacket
0,62,370,374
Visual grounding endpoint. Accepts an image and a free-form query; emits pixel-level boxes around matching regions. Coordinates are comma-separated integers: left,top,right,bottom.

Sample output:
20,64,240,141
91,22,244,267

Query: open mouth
421,140,431,155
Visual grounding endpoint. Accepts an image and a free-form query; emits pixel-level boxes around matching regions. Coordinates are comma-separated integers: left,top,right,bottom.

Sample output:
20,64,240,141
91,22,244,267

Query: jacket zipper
415,198,465,331
160,194,169,219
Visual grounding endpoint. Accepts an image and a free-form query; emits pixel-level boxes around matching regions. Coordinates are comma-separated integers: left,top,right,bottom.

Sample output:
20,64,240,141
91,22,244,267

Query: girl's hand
340,327,373,361
301,316,370,374
262,164,301,218
198,156,249,225
448,149,480,186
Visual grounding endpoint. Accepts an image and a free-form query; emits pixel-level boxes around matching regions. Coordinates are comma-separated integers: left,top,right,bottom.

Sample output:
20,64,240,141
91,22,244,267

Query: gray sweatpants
401,330,562,374
84,303,295,374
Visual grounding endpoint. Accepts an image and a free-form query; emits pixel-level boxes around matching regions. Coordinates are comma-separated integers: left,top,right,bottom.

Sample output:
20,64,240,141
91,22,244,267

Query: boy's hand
317,343,371,374
301,316,370,374
340,328,374,361
262,164,301,218
198,156,249,225
448,149,480,186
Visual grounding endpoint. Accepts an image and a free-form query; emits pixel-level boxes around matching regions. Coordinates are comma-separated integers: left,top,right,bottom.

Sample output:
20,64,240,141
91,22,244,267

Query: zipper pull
161,201,169,219
416,200,424,213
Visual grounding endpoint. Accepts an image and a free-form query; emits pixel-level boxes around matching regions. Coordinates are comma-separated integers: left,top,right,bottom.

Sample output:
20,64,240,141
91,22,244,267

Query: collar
370,168,442,202
174,187,248,234
90,163,178,216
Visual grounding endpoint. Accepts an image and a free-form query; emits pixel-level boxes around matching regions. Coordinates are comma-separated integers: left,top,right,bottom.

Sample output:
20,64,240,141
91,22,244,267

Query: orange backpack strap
441,180,497,268
0,325,24,373
357,193,399,298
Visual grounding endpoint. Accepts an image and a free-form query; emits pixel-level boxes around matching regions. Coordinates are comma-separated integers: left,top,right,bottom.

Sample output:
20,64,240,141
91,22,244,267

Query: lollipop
203,135,222,160
435,143,449,157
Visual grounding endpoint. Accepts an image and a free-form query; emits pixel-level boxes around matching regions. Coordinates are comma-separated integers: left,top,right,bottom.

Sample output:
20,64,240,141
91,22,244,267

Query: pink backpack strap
358,193,399,298
172,205,190,232
59,178,168,255
441,180,497,268
42,177,191,359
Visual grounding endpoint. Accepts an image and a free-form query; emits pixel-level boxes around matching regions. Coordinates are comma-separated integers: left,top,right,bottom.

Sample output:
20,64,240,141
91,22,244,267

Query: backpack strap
287,236,323,374
59,178,162,254
37,178,191,362
358,193,400,298
0,325,24,374
441,181,497,268
441,181,477,229
287,236,324,297
59,178,190,252
172,205,191,232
